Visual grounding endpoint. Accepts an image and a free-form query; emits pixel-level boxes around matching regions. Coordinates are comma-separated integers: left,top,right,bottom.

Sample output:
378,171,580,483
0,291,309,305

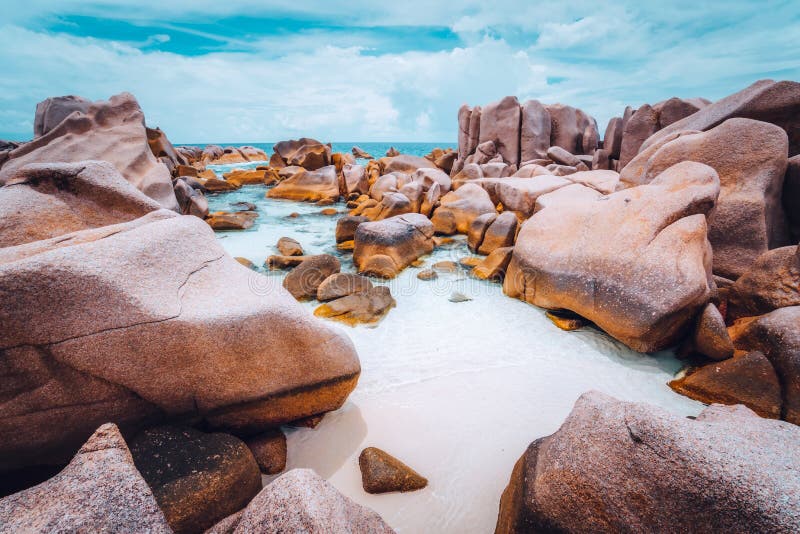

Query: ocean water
184,141,453,160
205,162,703,533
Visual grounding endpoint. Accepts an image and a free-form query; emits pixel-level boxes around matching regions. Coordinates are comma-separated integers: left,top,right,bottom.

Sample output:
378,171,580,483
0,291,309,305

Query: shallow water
206,163,703,533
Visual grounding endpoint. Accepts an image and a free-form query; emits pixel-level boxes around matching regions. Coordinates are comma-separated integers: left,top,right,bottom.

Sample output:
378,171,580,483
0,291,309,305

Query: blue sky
1,1,799,143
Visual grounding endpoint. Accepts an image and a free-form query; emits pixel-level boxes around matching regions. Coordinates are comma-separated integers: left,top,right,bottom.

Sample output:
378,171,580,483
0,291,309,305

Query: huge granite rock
354,213,434,278
479,96,521,166
209,469,394,533
641,79,800,156
0,161,163,248
621,118,789,279
0,423,171,533
504,161,719,352
0,211,360,472
0,93,178,210
266,165,339,202
520,100,551,162
271,138,331,170
496,391,800,534
130,426,261,534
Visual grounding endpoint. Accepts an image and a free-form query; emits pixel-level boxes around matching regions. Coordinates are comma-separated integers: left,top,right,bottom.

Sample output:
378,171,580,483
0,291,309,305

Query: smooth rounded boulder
496,391,800,533
353,213,434,278
504,161,720,352
0,212,360,473
430,183,495,234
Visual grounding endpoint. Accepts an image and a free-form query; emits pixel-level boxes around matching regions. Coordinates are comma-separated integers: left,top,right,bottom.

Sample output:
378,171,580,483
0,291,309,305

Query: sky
1,1,799,143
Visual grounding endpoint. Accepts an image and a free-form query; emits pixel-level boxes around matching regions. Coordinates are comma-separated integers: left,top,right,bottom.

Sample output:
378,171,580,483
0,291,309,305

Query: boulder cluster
0,94,385,532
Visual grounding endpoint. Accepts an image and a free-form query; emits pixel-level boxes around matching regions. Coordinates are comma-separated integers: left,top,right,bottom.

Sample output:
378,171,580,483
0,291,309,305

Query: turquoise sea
183,142,454,159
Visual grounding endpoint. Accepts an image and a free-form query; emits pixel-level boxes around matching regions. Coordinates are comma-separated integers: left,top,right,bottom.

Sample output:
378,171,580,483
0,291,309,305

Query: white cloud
1,1,798,142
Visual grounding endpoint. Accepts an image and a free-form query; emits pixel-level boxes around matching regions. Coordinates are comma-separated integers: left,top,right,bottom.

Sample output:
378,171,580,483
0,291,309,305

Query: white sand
207,177,702,533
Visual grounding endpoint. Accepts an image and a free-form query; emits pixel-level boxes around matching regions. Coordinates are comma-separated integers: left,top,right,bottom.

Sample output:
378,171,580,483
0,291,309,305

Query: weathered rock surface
277,236,304,256
621,118,789,279
0,424,171,533
504,161,719,352
473,246,514,281
520,100,551,162
0,212,360,472
317,272,373,301
478,211,517,255
383,155,436,174
245,429,286,475
641,79,800,156
475,176,570,218
618,103,659,168
726,245,800,321
130,425,261,534
205,211,257,230
0,93,178,210
315,286,396,325
282,254,341,300
351,145,374,159
729,306,800,425
785,155,800,240
33,95,92,138
496,391,800,534
354,214,434,278
336,215,368,243
216,469,394,533
358,447,428,494
431,183,495,234
266,165,339,202
0,161,163,248
692,303,734,360
479,96,521,165
669,351,782,419
272,138,331,170
342,163,369,196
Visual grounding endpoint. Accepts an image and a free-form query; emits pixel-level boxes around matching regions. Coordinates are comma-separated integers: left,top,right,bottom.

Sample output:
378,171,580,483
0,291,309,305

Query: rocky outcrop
353,213,434,278
617,98,709,168
621,118,789,278
147,127,186,169
641,79,800,156
0,93,178,210
0,161,163,248
317,273,373,301
358,447,428,494
272,138,331,170
351,145,374,159
0,210,360,472
130,425,261,534
33,95,91,138
454,98,598,174
479,96,521,166
0,424,171,533
266,165,339,202
496,391,800,533
210,469,394,533
504,161,719,352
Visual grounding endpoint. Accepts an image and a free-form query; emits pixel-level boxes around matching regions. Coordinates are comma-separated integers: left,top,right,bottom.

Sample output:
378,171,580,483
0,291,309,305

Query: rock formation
504,161,719,352
0,93,178,210
0,424,172,533
496,391,800,533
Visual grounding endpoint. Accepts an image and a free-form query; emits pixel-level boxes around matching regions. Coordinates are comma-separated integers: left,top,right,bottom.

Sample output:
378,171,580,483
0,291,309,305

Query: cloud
1,1,799,142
